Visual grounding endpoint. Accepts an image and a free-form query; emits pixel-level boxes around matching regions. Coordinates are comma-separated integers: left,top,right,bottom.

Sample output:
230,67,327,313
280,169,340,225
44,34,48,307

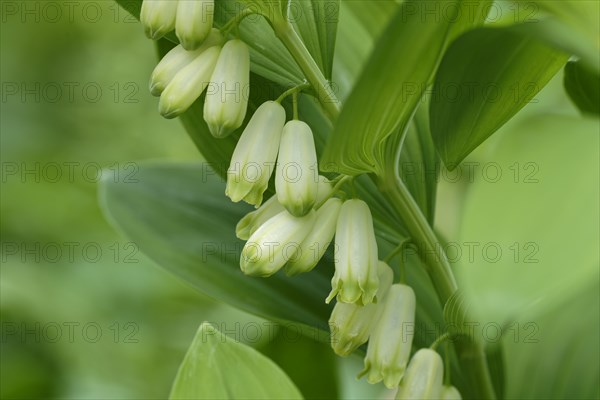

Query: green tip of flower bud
158,45,221,119
207,123,235,139
441,385,462,400
240,210,315,277
140,0,178,40
176,0,214,51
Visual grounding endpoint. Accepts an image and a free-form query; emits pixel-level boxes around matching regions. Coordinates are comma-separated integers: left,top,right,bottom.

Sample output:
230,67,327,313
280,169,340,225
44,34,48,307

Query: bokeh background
1,1,598,399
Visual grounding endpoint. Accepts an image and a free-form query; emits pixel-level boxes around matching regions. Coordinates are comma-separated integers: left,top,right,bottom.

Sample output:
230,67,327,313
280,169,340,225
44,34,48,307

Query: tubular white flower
359,284,416,388
326,199,379,305
140,0,178,40
395,349,444,399
149,28,224,97
285,198,342,276
204,39,250,138
235,195,285,241
440,385,462,400
158,45,221,119
176,0,214,50
328,261,394,356
240,210,316,277
226,101,286,207
275,120,319,217
315,175,334,204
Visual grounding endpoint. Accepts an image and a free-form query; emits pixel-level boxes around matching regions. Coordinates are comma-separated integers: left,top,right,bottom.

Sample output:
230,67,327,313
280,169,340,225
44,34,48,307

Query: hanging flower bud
176,0,214,50
226,101,286,207
235,195,285,241
149,28,224,97
275,120,319,217
204,39,250,138
326,199,379,305
284,198,342,276
440,385,462,400
140,0,178,40
359,284,416,388
395,349,444,399
328,261,394,356
315,175,334,204
158,45,221,119
241,210,316,277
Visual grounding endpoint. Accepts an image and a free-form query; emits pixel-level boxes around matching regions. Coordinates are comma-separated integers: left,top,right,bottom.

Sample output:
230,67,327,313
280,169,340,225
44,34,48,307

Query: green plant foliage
515,0,600,71
564,61,600,116
503,281,599,399
321,0,491,176
430,26,568,169
457,114,599,325
287,0,340,80
99,163,333,332
170,322,303,399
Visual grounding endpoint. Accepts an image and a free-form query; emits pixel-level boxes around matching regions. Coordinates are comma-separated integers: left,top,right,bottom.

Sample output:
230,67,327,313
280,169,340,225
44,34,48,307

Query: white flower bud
440,385,462,400
204,39,250,138
395,349,444,399
275,120,319,217
226,101,286,207
140,0,178,40
158,45,221,119
315,175,334,204
284,198,342,276
326,199,379,305
360,284,416,388
176,0,214,50
235,195,285,241
149,28,224,97
240,210,316,277
328,261,394,356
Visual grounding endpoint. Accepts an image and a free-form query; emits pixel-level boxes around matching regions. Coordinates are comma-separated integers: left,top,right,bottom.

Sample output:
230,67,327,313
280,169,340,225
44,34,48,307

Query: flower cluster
139,2,462,398
142,0,249,137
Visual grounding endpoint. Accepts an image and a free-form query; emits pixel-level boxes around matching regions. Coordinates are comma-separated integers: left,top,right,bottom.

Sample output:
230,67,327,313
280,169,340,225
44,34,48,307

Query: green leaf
99,162,333,333
321,0,491,176
503,282,599,399
170,322,303,399
332,0,398,100
259,327,339,399
564,61,600,116
456,114,600,325
430,26,568,168
514,0,600,71
288,0,340,79
399,98,439,224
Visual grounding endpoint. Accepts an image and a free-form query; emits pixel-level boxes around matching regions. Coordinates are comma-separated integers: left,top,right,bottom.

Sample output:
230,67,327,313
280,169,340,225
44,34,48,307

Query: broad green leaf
99,162,333,332
259,327,338,399
321,0,491,176
170,322,303,399
288,0,340,79
399,98,439,224
430,26,568,168
514,0,600,71
503,281,599,399
332,0,398,100
456,114,600,324
564,61,600,116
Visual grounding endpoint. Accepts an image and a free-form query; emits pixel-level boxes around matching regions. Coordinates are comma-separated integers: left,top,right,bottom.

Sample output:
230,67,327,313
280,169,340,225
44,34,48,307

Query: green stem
271,18,341,120
381,173,457,303
380,173,496,400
